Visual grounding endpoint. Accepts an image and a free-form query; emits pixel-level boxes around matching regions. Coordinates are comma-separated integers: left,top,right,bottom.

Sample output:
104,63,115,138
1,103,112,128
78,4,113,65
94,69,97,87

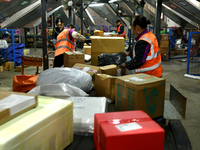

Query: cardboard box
0,96,73,150
0,66,3,72
15,66,21,72
0,91,38,125
175,47,187,55
83,46,91,55
160,47,169,57
115,74,165,118
100,65,120,76
72,63,101,86
160,34,169,40
95,74,116,102
160,40,169,48
91,37,124,66
2,61,14,71
94,110,165,150
64,51,85,67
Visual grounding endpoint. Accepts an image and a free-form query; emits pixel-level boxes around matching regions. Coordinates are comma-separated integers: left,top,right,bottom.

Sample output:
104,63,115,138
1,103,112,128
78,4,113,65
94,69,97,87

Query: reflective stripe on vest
135,61,161,73
56,39,75,46
56,46,73,52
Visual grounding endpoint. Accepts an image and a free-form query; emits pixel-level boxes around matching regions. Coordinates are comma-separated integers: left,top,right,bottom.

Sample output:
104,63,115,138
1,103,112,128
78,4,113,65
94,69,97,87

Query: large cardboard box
91,37,124,66
72,63,101,86
100,65,120,76
160,34,169,40
95,74,116,102
64,51,85,67
160,40,169,48
0,91,38,125
115,74,165,118
94,110,165,150
2,61,14,71
0,96,73,150
83,46,91,55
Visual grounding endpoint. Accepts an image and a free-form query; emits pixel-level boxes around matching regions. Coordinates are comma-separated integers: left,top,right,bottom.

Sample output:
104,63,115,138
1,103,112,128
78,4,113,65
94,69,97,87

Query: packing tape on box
97,117,152,144
72,66,98,74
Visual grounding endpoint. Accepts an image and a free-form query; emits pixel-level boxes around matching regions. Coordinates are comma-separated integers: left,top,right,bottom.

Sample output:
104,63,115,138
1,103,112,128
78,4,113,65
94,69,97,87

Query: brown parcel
64,51,85,67
160,34,169,41
160,40,169,48
72,63,101,86
0,91,38,125
83,46,91,55
115,73,165,118
95,74,116,102
2,62,14,71
160,48,169,58
100,65,120,76
91,37,124,66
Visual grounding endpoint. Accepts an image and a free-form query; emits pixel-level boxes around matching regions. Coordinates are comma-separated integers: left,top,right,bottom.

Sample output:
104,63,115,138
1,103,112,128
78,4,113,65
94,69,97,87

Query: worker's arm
71,31,86,42
118,25,124,34
124,40,150,70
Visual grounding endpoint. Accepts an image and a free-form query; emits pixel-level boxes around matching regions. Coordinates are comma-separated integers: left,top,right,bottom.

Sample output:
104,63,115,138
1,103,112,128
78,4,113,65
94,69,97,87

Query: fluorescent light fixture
109,0,118,3
89,3,104,7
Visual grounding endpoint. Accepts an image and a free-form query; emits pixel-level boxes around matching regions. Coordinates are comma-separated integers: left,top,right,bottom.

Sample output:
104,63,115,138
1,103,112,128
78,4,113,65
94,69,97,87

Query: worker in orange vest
119,15,162,77
116,20,125,37
54,28,86,67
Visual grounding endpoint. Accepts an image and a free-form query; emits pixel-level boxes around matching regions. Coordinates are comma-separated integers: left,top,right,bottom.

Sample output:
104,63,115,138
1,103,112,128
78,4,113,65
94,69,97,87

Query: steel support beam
73,8,76,25
155,0,162,45
69,7,72,25
132,0,136,48
41,0,49,70
81,0,84,49
140,0,145,15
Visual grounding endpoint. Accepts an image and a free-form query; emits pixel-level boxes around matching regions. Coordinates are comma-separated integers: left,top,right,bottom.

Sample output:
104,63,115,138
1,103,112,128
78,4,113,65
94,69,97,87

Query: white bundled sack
28,83,88,97
37,68,93,92
0,40,8,49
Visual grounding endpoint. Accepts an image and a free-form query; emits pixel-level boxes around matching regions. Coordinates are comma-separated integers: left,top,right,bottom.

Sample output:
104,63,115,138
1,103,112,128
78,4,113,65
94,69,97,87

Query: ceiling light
89,3,104,7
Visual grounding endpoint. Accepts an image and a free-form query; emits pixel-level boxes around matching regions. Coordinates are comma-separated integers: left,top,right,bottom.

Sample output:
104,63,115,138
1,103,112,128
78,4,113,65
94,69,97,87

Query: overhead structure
1,1,61,29
145,0,199,28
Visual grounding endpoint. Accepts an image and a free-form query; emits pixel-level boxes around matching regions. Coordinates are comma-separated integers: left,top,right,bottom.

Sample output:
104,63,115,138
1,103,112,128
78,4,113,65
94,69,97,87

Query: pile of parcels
0,37,166,150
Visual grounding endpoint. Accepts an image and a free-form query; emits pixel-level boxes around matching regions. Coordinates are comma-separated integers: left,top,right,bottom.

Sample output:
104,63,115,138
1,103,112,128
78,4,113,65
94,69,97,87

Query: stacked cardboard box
64,52,85,67
100,65,120,76
115,73,165,118
160,34,169,57
90,37,124,66
83,46,91,55
1,62,14,71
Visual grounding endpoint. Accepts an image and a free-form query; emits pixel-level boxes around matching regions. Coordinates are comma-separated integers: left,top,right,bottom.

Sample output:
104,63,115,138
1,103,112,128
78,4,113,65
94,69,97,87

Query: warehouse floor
0,48,200,150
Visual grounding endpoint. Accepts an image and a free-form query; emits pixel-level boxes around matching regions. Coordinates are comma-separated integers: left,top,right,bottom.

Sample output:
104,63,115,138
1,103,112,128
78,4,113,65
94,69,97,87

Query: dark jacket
52,27,64,40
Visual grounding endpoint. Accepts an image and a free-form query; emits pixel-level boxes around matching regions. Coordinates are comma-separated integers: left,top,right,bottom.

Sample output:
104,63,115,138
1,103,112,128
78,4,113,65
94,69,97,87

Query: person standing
116,20,125,37
52,18,64,48
53,28,86,67
119,15,162,77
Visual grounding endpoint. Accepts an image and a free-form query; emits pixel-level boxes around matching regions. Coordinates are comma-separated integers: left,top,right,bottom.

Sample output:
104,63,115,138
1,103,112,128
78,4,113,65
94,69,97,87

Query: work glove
118,63,126,68
85,40,91,46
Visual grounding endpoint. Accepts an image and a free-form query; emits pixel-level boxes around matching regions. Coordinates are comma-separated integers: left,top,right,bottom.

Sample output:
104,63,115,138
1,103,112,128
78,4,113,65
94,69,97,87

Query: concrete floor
0,48,200,150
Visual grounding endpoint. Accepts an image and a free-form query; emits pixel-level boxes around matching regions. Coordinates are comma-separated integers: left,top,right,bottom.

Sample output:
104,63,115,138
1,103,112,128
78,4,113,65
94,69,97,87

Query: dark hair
132,15,151,29
56,18,63,25
116,20,121,23
68,24,76,29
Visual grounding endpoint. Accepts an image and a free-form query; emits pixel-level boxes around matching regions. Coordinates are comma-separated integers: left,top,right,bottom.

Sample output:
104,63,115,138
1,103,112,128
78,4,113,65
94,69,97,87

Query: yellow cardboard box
115,74,165,118
2,62,14,71
64,51,85,67
160,40,169,48
95,74,117,102
91,37,124,66
83,46,91,55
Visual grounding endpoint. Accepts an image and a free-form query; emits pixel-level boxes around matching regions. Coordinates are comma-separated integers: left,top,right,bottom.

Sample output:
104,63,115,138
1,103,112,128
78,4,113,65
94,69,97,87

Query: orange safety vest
55,29,75,57
117,24,125,37
133,31,162,77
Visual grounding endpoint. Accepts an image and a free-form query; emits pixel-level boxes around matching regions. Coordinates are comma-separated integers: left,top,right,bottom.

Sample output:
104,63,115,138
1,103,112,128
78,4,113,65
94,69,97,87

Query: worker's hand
118,63,126,68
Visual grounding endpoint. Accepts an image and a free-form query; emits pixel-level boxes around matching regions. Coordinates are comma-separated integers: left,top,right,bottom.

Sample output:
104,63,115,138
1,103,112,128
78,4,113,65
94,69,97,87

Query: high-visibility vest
55,29,75,57
117,24,125,37
133,31,162,77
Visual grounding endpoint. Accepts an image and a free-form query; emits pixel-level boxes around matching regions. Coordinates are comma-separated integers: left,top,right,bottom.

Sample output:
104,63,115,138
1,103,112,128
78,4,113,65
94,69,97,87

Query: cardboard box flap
73,63,100,73
84,46,91,48
100,65,118,71
115,74,165,90
90,37,124,40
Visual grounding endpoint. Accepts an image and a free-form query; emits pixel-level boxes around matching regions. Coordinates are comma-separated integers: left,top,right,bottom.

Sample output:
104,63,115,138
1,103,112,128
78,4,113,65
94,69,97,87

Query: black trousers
53,54,64,67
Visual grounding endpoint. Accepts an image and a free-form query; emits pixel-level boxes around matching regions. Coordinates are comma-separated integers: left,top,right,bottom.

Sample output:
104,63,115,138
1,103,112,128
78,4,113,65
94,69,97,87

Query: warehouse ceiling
145,0,199,29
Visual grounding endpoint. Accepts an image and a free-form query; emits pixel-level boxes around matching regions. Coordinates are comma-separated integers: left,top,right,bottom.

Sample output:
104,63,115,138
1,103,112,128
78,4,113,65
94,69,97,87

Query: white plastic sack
28,83,89,97
176,39,182,45
0,40,8,49
37,68,93,92
68,97,106,134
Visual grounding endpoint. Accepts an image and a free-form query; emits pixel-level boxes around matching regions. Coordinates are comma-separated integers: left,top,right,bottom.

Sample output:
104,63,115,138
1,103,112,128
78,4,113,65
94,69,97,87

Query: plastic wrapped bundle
37,68,93,92
98,52,126,66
